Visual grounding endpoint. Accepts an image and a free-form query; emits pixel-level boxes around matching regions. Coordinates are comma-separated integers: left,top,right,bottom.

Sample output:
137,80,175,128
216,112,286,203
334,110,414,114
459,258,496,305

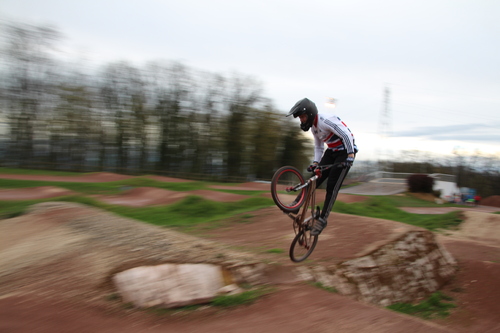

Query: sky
1,0,500,162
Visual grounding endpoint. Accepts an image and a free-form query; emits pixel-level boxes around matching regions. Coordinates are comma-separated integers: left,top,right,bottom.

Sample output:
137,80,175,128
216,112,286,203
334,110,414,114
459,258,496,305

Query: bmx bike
270,163,345,262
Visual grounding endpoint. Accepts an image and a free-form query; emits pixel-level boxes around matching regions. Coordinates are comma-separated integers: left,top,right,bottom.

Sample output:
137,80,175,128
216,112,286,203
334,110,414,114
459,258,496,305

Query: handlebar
284,162,349,193
312,162,349,178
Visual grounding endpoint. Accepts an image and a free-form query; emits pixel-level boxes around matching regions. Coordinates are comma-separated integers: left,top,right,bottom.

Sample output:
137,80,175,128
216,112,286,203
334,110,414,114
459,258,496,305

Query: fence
363,171,456,183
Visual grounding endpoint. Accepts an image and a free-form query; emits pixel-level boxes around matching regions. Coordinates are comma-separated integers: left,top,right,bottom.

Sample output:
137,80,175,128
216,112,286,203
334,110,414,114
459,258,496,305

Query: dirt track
1,173,500,333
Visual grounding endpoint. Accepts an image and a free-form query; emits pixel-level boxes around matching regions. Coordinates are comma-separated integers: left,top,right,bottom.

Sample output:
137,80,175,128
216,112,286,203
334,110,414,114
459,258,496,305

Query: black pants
316,149,351,219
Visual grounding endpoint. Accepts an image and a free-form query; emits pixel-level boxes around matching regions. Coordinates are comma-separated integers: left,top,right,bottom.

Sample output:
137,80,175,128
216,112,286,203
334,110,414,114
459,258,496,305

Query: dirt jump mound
2,201,500,332
94,187,250,207
0,186,75,200
481,195,500,208
1,202,457,307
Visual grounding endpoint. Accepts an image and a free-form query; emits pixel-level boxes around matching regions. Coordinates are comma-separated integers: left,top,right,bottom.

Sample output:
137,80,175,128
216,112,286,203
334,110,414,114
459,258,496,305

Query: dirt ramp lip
93,187,251,207
209,182,270,191
0,186,75,200
187,190,248,202
93,187,188,207
0,185,251,207
443,211,500,246
145,175,193,183
80,172,133,182
480,195,500,208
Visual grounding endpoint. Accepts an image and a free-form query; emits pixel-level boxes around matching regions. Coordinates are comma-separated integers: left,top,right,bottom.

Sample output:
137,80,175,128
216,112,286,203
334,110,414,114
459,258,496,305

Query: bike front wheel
270,166,307,213
289,228,318,262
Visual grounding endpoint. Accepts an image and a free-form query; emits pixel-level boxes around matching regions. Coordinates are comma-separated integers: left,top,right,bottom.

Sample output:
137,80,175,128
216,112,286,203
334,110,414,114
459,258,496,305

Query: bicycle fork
293,178,319,234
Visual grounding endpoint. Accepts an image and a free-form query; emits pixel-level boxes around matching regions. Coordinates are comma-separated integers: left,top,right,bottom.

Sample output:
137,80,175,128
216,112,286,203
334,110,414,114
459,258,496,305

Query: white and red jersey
311,113,358,162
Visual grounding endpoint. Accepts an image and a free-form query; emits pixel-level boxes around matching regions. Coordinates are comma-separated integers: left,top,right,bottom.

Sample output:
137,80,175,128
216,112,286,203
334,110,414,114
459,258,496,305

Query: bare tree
1,22,60,165
98,61,148,172
50,78,94,170
224,74,262,178
187,71,226,175
146,61,193,172
248,102,282,179
0,22,317,181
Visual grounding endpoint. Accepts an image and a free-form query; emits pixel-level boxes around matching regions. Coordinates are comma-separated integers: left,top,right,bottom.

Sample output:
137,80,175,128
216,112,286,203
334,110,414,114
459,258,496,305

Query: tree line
1,21,499,196
0,21,312,181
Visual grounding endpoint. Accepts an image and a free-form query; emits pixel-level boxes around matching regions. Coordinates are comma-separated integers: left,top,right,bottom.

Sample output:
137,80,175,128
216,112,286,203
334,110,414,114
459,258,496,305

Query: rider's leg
315,150,333,188
321,163,350,219
311,151,350,236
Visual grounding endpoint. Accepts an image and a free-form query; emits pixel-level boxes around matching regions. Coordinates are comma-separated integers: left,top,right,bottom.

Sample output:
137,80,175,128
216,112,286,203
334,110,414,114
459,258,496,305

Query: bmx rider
287,98,358,236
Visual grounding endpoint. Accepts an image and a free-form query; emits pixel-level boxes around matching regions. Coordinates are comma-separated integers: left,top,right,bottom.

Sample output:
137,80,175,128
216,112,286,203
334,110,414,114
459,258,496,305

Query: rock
113,263,227,308
328,230,457,305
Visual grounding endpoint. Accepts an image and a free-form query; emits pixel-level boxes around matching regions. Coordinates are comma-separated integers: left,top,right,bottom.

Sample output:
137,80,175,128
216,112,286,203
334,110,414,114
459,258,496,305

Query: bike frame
271,162,346,262
285,163,340,234
286,169,319,234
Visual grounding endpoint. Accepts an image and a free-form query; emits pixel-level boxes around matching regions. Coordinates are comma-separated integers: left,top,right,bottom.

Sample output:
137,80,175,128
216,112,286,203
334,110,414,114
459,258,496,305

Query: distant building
429,173,460,201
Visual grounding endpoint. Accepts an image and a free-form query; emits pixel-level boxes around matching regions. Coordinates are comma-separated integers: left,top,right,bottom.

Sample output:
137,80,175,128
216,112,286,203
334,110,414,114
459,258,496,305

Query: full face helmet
287,98,318,132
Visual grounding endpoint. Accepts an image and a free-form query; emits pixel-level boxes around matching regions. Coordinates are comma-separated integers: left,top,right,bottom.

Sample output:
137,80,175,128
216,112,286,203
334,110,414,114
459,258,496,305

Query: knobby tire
289,229,318,262
270,166,307,213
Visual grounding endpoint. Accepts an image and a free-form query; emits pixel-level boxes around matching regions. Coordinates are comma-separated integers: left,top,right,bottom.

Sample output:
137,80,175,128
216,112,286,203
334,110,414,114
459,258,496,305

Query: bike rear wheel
289,227,318,262
270,166,307,213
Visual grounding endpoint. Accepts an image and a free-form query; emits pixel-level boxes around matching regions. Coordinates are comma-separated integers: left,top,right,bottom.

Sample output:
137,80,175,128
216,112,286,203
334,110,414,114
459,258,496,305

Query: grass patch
309,282,338,293
0,176,260,195
0,170,465,231
0,195,123,220
213,189,267,197
211,286,275,307
137,286,276,315
236,213,255,224
387,292,456,319
265,248,284,254
0,190,463,232
61,195,273,229
0,177,218,195
0,194,273,231
0,199,48,219
333,196,463,230
145,304,204,316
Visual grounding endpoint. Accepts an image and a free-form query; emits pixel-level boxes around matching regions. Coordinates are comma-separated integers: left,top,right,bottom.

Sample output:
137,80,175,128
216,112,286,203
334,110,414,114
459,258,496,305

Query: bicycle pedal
315,206,321,218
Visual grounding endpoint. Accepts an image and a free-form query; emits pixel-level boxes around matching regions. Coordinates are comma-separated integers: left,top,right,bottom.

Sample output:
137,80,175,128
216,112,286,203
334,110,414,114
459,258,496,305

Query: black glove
307,162,319,172
343,156,354,167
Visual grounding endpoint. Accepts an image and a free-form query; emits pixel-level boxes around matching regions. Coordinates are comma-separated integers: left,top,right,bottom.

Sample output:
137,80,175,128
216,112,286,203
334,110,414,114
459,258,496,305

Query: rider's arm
313,133,324,162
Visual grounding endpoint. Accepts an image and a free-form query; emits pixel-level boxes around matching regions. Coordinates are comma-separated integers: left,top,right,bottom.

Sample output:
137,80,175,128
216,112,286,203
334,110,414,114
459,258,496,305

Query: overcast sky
2,0,500,161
